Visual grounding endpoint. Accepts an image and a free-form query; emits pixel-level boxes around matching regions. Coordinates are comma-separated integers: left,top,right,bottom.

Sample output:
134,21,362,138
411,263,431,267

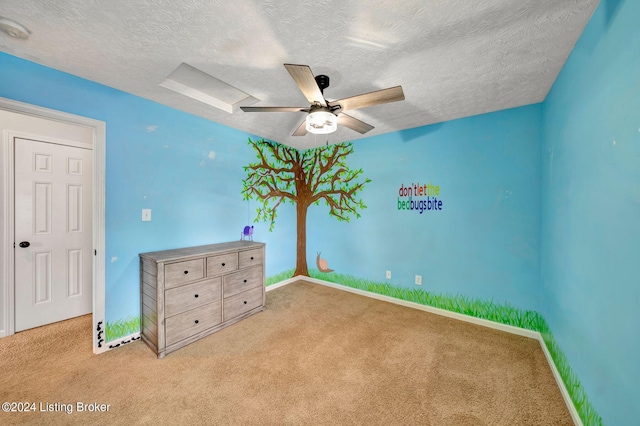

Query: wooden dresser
139,241,265,358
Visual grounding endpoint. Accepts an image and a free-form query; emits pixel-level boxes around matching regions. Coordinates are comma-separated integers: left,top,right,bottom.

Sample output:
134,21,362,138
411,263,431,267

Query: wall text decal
397,182,444,214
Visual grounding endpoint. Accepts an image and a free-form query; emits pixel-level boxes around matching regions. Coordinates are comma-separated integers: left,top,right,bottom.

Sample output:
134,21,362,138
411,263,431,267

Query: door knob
19,241,30,248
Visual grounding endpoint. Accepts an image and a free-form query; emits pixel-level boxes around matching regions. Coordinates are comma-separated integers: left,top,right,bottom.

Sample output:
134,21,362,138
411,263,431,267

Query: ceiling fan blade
330,86,404,112
292,119,308,136
284,64,327,107
338,113,374,134
240,106,308,112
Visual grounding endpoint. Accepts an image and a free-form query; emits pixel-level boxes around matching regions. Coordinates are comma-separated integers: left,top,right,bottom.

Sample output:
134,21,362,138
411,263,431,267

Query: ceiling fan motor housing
315,74,330,93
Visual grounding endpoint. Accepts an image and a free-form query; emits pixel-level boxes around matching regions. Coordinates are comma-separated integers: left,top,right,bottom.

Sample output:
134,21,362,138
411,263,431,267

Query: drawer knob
194,320,199,324
250,256,254,260
183,270,189,275
194,294,199,298
222,262,226,266
243,301,247,304
243,279,247,283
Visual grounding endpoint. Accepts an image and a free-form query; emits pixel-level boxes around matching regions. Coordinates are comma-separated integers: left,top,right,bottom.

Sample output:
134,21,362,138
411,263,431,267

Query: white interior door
14,137,93,332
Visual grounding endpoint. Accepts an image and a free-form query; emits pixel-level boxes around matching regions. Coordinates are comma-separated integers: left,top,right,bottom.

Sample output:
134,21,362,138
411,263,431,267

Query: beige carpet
0,280,572,425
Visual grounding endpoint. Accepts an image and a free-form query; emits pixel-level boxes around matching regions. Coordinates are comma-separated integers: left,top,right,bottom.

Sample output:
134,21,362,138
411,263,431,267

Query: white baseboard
265,276,300,292
537,334,583,426
268,275,581,426
282,275,540,338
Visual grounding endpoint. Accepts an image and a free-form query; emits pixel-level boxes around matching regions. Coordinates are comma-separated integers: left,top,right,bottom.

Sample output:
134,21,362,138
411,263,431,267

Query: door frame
0,97,107,354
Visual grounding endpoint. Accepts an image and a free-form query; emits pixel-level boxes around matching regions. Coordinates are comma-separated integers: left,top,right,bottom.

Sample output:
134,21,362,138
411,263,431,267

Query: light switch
142,209,151,221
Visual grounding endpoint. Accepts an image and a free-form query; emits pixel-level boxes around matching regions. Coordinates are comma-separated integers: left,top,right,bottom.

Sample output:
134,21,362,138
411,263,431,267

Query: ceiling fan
240,64,405,136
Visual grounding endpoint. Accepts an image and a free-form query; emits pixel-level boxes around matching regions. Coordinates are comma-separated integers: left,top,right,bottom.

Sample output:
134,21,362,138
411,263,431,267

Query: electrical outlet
386,270,391,279
415,275,422,285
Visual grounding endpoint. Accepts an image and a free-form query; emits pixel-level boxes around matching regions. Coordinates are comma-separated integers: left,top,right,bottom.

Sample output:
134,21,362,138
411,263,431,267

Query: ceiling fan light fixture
306,110,337,134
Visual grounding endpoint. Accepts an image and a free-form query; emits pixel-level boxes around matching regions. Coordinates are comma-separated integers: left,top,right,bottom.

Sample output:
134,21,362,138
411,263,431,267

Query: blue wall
0,52,296,323
308,106,542,311
541,0,640,424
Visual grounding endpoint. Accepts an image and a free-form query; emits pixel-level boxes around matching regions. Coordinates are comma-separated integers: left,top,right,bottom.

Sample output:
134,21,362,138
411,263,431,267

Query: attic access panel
160,63,258,113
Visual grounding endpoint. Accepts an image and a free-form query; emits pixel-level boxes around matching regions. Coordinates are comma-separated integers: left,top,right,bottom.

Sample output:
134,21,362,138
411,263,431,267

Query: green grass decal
271,269,603,425
105,316,140,342
266,269,296,286
307,270,548,330
539,331,604,425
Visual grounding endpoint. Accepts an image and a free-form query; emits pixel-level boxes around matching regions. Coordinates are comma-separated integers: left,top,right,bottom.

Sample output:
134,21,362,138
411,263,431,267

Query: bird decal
316,252,334,273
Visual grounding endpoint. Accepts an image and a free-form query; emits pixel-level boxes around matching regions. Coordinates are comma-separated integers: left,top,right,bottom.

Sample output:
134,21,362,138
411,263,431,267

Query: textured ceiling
0,0,599,149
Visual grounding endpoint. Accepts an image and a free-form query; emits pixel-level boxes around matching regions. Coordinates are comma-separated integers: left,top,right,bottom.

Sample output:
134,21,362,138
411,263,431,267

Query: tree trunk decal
242,139,370,277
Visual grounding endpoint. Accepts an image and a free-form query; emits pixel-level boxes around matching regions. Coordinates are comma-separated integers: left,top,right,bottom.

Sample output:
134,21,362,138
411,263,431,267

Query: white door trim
0,97,107,354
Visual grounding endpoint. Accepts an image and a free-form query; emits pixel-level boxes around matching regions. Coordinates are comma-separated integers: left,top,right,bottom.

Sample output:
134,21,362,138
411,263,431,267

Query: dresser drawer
165,300,222,346
165,278,222,317
223,265,262,298
207,252,238,277
223,286,263,322
238,248,263,269
165,259,204,288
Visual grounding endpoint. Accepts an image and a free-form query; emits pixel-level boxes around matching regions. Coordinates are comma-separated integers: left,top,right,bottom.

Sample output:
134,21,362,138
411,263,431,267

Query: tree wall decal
242,138,371,277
